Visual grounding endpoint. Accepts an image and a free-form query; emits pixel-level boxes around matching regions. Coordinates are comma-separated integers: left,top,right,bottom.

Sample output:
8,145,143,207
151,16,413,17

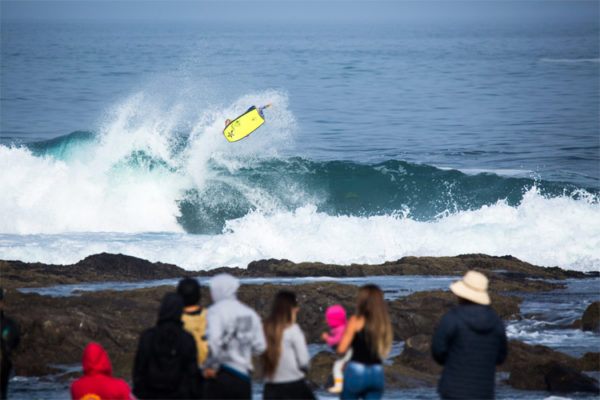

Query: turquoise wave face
23,132,597,235
27,131,99,160
175,158,593,234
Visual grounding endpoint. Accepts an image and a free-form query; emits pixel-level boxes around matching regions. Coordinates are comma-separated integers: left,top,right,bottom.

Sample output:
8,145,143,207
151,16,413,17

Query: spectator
70,342,134,400
132,292,199,399
337,285,393,400
321,305,351,393
431,270,508,400
261,290,314,400
177,277,209,366
203,273,266,399
0,288,20,400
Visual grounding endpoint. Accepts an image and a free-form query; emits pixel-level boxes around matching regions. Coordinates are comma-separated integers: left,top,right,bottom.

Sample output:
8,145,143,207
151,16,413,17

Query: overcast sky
2,0,598,25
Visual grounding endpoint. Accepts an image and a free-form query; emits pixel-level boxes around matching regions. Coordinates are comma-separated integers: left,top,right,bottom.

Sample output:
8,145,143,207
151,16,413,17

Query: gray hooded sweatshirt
204,274,266,375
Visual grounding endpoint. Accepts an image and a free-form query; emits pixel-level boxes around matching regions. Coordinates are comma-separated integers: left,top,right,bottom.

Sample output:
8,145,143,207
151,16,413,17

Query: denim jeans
341,361,384,400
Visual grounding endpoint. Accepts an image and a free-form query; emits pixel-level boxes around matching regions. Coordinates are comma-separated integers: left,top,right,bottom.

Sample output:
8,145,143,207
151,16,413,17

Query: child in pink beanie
321,305,352,393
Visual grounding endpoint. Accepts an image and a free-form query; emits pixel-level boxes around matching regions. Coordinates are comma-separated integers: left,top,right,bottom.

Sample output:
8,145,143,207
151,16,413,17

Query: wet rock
501,340,580,374
387,290,521,340
393,335,441,376
581,301,600,333
307,351,336,388
0,253,190,289
383,360,439,389
243,254,586,283
577,352,600,371
1,253,576,294
9,287,166,379
545,364,600,394
503,340,600,392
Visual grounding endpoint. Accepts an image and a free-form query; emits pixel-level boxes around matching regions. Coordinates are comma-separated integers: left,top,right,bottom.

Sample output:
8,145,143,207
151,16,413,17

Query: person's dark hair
261,290,298,378
457,296,476,306
177,278,200,307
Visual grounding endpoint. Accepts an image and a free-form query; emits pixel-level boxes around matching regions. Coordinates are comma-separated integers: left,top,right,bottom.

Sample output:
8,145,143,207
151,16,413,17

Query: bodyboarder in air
225,103,272,128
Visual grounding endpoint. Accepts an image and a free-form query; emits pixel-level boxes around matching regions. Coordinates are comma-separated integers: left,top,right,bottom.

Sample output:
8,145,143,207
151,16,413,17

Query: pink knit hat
325,305,347,328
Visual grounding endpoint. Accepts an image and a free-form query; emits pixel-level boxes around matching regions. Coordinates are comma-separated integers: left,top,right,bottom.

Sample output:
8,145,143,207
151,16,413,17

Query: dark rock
578,352,600,371
1,253,576,294
581,301,600,333
241,254,585,283
0,253,191,289
503,340,600,392
545,363,600,394
383,361,438,389
501,340,580,374
307,351,336,388
394,335,442,376
387,290,521,340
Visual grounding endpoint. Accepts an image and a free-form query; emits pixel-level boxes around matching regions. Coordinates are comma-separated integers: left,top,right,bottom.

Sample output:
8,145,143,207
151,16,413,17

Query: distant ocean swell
0,129,598,272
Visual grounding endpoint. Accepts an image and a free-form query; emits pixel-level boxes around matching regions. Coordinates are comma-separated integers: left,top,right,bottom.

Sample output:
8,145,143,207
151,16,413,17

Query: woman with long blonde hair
337,284,393,399
261,290,315,399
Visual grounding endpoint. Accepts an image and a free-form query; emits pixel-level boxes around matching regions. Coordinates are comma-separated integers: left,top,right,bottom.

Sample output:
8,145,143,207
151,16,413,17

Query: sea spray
1,187,598,272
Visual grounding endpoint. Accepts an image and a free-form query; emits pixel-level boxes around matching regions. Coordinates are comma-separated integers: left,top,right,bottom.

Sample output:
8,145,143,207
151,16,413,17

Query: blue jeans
341,361,384,400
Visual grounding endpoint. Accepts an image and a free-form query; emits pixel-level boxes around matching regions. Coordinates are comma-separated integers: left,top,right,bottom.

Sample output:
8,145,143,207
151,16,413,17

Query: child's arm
337,316,358,355
321,332,329,341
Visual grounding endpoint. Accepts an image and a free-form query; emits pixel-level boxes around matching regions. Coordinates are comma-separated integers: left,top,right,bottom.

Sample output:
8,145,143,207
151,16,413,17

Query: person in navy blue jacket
431,271,507,400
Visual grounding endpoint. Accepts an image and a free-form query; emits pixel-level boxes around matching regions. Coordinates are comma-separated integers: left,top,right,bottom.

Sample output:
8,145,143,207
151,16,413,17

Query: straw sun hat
450,270,491,305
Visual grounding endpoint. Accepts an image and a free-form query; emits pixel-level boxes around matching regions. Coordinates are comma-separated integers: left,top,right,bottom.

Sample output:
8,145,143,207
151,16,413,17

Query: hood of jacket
82,342,112,376
209,273,239,303
157,292,184,325
455,304,499,333
326,305,347,328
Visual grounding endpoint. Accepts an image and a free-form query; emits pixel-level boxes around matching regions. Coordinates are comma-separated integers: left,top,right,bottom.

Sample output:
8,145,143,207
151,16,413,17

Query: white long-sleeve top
264,323,310,383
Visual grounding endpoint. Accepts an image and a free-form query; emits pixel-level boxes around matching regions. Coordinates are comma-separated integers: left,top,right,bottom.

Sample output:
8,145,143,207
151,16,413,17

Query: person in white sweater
203,273,266,399
261,290,315,400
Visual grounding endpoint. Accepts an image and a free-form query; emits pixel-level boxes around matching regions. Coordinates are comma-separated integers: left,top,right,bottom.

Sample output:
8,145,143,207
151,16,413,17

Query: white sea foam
507,321,600,359
437,166,532,177
0,187,598,272
0,89,294,234
0,144,187,234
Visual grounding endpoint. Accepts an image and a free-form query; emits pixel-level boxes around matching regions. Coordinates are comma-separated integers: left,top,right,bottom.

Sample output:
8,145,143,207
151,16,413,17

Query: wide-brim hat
450,270,491,305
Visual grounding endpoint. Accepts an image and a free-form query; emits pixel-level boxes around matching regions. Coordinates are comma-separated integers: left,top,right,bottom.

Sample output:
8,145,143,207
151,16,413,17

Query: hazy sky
2,0,598,24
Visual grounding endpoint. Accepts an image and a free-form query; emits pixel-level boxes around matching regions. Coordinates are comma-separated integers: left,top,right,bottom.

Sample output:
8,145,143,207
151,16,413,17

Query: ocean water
1,2,599,273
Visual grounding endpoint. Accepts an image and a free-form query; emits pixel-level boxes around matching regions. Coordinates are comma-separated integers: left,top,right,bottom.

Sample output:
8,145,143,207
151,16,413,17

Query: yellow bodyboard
223,107,265,142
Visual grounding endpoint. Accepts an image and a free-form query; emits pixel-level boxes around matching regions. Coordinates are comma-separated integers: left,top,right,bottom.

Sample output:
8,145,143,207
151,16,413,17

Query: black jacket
133,293,200,399
431,304,507,400
0,311,20,361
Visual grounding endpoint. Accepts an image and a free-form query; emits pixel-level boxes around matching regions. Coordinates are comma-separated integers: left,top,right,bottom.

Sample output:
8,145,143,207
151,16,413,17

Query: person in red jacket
70,342,134,400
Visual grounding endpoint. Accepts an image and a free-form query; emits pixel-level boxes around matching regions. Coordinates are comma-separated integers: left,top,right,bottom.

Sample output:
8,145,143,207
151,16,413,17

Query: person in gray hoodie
431,271,507,400
203,273,266,399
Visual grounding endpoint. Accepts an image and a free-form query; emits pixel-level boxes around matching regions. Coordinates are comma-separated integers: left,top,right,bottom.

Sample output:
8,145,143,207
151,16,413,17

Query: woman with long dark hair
337,284,393,400
261,290,315,400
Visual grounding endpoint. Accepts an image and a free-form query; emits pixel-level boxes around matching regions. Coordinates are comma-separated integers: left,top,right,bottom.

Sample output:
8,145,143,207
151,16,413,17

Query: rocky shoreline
1,253,598,395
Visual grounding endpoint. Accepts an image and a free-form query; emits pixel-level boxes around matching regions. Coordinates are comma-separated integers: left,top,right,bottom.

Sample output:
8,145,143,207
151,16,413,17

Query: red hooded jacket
70,342,133,400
